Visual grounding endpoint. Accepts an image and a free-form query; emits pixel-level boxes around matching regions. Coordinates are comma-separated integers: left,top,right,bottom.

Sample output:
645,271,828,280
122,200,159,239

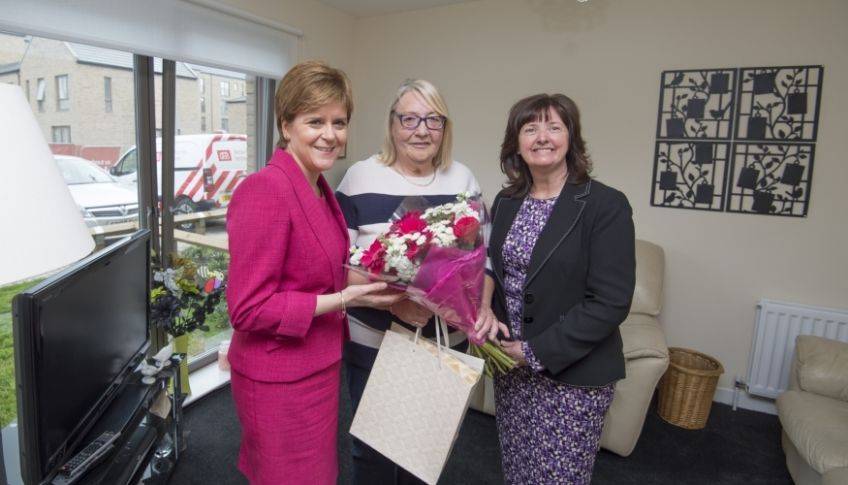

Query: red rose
453,216,480,244
392,212,428,234
406,240,426,260
360,239,387,273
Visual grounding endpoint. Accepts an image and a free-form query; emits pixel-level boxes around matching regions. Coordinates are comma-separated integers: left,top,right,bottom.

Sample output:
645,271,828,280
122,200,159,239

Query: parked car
54,155,139,227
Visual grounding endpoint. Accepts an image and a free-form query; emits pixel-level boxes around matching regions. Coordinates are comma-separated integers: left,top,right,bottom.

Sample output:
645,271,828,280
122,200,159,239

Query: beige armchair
776,335,848,485
599,239,670,456
469,240,670,457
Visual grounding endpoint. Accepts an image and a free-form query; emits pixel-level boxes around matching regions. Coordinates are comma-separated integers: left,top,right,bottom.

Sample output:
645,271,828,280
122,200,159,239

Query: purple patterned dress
494,196,615,485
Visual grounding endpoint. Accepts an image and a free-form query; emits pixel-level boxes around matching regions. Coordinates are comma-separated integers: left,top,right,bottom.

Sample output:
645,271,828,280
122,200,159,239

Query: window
51,125,71,143
26,79,30,101
220,81,228,97
221,118,229,132
56,74,69,111
36,77,45,112
0,11,280,432
200,96,206,113
104,76,112,112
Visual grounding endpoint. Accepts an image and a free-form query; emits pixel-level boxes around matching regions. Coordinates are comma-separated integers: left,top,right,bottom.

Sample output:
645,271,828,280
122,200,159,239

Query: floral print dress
494,196,615,485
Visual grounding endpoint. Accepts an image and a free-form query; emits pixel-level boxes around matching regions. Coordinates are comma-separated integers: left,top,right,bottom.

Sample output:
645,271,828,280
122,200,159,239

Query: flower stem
469,341,516,377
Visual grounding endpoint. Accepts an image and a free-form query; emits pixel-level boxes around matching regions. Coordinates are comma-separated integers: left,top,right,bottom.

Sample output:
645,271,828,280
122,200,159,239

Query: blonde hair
275,60,353,149
377,79,453,170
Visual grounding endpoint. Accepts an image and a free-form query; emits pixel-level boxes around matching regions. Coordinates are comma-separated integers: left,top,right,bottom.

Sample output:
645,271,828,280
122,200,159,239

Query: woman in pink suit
226,60,400,485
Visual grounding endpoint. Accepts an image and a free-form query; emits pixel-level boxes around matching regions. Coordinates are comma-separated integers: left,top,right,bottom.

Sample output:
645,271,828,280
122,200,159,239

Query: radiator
747,299,848,399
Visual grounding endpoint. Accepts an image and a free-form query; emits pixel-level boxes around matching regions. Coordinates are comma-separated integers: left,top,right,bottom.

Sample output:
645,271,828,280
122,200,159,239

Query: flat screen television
12,229,151,485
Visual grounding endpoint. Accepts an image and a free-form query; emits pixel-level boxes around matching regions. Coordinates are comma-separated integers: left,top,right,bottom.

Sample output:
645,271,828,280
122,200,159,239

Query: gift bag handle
412,317,450,369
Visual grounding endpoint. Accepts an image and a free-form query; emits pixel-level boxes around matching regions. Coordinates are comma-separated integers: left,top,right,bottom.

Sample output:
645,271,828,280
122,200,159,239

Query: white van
110,134,247,216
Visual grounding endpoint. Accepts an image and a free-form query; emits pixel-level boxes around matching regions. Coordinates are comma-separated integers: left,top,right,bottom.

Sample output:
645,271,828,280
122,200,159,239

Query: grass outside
1,279,42,427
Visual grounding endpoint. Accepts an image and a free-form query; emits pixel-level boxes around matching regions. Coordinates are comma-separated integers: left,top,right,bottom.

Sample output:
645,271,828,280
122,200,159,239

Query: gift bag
349,322,484,485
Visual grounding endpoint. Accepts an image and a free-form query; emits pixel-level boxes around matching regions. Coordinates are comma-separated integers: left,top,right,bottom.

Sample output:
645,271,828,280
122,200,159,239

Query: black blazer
489,179,636,387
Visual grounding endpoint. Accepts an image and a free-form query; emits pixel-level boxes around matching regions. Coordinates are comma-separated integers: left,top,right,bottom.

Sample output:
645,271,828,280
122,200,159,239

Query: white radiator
747,299,848,399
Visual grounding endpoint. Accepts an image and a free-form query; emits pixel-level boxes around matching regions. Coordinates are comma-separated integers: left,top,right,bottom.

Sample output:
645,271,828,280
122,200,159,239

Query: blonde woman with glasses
336,79,487,485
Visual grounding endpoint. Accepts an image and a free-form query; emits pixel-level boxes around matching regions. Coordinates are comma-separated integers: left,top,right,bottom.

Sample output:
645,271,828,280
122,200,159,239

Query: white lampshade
0,84,95,286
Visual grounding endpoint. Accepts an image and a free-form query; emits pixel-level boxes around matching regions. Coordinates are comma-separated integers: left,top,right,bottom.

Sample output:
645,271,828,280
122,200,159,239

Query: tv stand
71,355,183,485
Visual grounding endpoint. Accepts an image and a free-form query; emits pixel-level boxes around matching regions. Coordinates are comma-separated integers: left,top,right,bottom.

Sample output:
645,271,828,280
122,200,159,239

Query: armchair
599,239,670,456
776,335,848,485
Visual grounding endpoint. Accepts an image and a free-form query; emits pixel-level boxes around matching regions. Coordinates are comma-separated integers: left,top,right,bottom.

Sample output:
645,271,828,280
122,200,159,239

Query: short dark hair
499,93,592,196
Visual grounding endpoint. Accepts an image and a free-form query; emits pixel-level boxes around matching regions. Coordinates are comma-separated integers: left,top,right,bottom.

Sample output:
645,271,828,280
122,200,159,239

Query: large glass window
1,32,139,430
1,28,273,433
164,62,256,366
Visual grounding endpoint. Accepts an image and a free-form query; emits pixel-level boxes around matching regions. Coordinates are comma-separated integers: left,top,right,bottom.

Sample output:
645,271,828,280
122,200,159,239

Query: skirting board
714,386,777,415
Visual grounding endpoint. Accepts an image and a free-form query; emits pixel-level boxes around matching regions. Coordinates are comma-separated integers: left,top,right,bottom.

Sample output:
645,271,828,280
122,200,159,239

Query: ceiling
315,0,474,18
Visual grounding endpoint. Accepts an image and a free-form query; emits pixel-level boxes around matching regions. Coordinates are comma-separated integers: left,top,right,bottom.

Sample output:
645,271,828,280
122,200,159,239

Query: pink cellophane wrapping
407,244,486,345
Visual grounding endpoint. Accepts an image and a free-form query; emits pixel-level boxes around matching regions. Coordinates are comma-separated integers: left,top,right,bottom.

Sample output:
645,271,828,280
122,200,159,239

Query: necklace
393,165,437,187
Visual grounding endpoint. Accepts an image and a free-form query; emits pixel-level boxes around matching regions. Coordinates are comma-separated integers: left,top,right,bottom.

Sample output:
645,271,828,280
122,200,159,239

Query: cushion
796,336,848,402
777,390,848,474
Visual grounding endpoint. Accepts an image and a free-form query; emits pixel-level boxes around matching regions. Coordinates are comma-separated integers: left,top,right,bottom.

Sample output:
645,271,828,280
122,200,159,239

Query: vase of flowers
150,254,225,395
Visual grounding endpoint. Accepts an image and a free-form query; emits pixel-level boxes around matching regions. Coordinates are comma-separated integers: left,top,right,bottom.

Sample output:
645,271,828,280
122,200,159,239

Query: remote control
52,430,120,484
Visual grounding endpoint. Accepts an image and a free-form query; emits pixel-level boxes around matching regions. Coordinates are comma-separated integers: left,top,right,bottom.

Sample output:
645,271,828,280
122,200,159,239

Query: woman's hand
388,299,433,328
499,339,528,367
474,306,509,343
344,282,406,310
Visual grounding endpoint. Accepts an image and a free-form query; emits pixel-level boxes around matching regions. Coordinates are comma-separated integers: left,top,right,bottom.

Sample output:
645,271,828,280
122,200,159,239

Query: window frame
55,74,69,111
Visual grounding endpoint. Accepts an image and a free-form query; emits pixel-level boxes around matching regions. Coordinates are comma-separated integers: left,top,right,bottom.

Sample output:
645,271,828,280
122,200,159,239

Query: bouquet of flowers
349,193,515,376
150,254,226,338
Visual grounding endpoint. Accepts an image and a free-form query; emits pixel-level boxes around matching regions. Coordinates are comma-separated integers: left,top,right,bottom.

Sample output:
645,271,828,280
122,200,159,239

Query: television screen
12,230,151,485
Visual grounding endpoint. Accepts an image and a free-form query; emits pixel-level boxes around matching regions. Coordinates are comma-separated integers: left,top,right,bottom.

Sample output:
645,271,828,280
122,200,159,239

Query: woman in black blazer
480,93,635,485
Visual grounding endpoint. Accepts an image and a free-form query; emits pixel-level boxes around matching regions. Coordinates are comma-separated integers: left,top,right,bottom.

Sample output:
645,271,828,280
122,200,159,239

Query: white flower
349,247,363,266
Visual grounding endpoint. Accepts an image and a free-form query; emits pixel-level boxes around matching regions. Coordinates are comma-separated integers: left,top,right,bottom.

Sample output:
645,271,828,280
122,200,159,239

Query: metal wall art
651,65,823,217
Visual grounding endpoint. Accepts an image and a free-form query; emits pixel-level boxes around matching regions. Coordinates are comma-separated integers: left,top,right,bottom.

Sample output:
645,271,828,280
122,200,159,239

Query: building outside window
52,125,71,143
56,74,69,111
220,80,228,97
36,77,45,112
104,76,112,113
25,79,30,102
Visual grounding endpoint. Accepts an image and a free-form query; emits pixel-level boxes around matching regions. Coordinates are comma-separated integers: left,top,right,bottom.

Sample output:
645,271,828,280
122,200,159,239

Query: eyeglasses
393,112,447,130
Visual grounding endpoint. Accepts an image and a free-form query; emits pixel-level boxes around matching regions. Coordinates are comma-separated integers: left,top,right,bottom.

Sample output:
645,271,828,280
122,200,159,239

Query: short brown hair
275,60,353,149
499,93,592,196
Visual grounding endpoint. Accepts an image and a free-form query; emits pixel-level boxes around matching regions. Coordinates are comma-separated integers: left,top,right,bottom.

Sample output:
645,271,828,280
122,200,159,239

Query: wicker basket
657,347,724,430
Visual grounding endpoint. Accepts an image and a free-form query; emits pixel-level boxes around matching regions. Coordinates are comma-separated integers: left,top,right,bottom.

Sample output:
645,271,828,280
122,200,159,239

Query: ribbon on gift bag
349,321,484,485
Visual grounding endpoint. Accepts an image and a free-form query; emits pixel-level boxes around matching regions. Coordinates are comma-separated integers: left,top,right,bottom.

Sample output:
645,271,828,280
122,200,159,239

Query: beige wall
223,0,848,406
345,0,848,404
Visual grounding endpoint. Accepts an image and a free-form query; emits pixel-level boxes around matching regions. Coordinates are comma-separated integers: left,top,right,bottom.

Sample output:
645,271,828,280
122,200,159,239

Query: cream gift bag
349,321,484,485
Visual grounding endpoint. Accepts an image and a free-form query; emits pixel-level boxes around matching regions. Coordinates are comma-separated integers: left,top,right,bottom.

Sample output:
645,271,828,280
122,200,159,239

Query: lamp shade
0,83,94,286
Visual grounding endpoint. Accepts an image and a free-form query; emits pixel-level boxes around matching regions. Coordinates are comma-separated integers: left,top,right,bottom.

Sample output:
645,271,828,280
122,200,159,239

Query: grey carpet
169,367,792,485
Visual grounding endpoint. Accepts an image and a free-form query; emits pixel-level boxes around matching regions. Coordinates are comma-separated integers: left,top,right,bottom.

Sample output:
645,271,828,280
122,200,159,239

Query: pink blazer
225,149,350,382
